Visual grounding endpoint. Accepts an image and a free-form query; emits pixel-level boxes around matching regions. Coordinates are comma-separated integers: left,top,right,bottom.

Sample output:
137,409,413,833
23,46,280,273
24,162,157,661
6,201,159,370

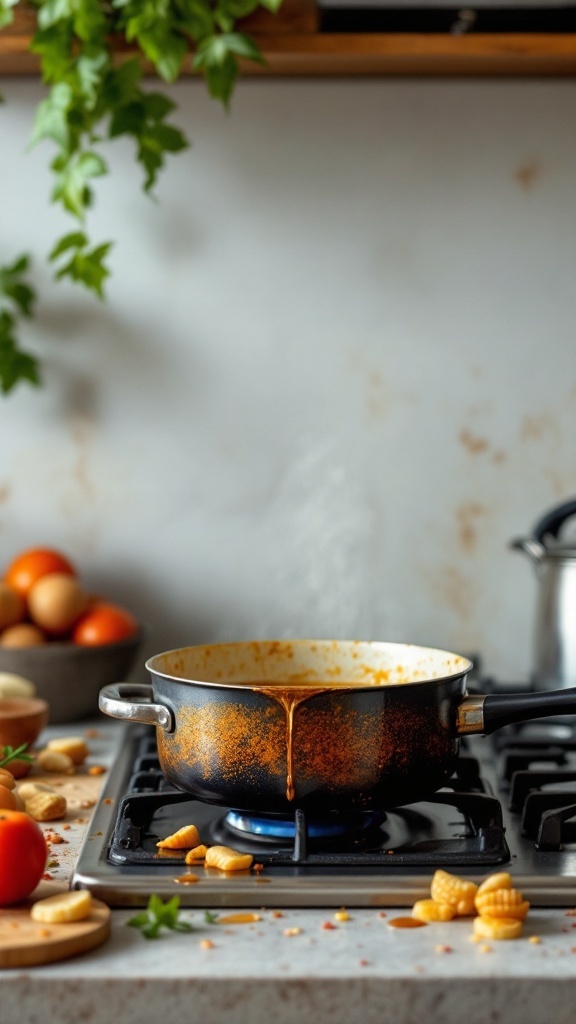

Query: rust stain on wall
515,160,542,191
459,428,488,455
520,414,559,442
456,503,488,554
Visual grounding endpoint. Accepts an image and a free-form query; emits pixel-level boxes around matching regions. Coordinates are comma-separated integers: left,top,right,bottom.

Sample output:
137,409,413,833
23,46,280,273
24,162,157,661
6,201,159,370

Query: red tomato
4,548,76,598
0,810,48,906
72,602,138,645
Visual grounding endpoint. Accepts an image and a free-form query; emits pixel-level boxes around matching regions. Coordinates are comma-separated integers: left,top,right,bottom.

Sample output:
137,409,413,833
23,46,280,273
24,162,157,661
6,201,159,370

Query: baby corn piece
473,915,523,941
184,844,209,864
156,824,200,849
31,890,93,924
476,872,512,895
431,870,478,916
412,899,456,923
205,845,254,872
475,887,530,921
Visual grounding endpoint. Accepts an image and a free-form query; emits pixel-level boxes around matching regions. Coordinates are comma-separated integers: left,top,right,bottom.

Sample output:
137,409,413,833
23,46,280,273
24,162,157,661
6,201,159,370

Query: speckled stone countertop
1,721,576,1024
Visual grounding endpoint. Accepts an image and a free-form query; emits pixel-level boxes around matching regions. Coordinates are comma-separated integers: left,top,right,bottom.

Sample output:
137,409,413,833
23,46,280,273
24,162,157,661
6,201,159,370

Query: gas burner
222,809,387,841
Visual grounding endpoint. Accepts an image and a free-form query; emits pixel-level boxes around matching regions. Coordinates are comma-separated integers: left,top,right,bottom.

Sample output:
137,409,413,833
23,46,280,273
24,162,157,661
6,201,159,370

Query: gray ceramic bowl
0,631,144,724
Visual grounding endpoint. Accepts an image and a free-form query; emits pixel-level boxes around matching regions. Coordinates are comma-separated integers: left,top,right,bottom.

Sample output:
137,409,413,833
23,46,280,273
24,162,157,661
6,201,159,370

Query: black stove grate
107,735,510,869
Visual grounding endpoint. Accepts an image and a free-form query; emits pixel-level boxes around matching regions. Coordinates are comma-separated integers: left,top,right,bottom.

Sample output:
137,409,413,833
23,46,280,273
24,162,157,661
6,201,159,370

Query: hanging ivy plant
0,0,281,395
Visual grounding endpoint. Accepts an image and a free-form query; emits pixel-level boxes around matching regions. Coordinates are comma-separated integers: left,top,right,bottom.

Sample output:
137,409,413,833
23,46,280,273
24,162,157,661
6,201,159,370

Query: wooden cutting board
0,896,111,968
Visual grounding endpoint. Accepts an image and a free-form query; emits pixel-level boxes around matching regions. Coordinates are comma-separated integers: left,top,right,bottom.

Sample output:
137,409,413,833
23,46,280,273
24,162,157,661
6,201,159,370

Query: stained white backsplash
1,77,576,683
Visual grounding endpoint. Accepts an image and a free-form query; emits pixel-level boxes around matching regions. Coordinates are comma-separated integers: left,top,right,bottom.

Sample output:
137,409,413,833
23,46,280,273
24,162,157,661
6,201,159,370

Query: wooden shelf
1,1,576,76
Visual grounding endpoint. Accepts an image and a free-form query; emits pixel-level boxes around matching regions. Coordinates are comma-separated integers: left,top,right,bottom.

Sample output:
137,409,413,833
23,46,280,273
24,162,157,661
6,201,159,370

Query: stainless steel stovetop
73,713,576,908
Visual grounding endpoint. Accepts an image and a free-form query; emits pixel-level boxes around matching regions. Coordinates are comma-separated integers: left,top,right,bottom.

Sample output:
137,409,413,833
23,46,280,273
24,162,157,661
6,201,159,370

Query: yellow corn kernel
31,890,93,924
334,910,350,922
430,870,478,916
475,887,530,921
476,872,512,895
412,899,456,923
473,915,523,941
184,844,209,864
156,824,200,849
204,845,253,872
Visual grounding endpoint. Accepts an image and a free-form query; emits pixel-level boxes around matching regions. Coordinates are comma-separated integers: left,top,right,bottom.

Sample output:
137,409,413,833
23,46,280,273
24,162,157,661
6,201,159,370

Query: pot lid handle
533,497,576,545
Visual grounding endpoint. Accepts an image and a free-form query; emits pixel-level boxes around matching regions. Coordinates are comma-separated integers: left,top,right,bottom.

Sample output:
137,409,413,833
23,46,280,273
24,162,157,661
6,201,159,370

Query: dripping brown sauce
252,680,374,802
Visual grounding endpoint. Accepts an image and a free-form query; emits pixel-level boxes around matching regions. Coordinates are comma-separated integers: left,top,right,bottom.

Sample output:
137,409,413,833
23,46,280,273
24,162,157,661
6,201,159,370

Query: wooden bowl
0,698,49,751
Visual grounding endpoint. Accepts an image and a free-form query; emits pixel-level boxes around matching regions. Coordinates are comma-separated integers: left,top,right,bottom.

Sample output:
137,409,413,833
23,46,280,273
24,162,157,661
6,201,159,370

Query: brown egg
0,582,25,632
0,623,47,647
27,573,89,635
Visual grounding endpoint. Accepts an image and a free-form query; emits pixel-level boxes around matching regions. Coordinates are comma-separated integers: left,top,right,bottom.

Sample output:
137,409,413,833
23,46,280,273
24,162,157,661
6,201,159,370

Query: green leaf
127,895,193,940
29,80,74,150
29,25,75,84
174,0,214,40
109,91,188,192
76,49,109,109
51,236,112,298
51,150,107,219
0,314,40,396
48,230,88,261
0,254,35,317
257,0,284,13
134,25,188,82
204,910,220,924
193,35,247,106
218,31,264,62
0,0,18,30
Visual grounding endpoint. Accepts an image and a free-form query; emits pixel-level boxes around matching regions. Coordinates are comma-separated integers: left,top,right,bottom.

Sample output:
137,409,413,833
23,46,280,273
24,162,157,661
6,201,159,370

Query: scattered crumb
80,800,95,809
62,824,71,830
565,909,576,917
435,945,453,954
272,911,284,919
334,910,350,922
528,936,542,945
479,944,492,954
358,959,371,966
378,911,387,918
283,927,302,936
36,929,51,938
322,921,337,930
88,766,107,776
84,729,101,738
102,798,113,805
199,939,215,949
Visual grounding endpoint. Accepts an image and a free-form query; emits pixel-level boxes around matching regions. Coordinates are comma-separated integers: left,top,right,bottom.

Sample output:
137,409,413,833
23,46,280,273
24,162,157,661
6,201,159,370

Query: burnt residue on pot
157,672,460,813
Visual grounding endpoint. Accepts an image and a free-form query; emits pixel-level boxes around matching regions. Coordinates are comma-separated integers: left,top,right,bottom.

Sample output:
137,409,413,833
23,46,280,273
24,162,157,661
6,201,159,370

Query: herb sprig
127,894,194,939
0,743,34,769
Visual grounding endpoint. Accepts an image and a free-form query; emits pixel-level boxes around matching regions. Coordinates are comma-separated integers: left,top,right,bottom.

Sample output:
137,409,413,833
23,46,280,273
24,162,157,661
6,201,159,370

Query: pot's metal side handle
98,683,174,732
509,537,546,565
457,687,576,736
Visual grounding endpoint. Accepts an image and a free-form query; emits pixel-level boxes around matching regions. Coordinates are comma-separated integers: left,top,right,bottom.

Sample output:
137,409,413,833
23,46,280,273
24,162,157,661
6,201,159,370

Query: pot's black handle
458,687,576,735
533,498,576,544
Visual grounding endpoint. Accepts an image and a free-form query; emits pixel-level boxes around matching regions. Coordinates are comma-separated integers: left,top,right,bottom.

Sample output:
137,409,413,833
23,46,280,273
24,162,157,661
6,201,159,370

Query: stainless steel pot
512,498,576,690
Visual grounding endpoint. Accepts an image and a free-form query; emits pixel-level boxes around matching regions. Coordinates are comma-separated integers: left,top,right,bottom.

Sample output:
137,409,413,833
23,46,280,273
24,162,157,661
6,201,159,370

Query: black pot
99,639,576,814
